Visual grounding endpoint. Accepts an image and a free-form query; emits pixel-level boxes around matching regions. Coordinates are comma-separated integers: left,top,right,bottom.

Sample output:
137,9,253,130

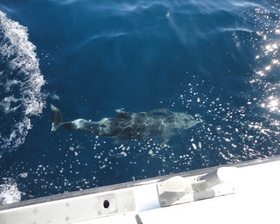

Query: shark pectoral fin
161,125,175,145
51,104,63,131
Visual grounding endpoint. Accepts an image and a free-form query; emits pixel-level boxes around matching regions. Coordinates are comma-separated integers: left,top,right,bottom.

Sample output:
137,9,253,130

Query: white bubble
192,143,197,150
19,173,28,178
120,152,127,157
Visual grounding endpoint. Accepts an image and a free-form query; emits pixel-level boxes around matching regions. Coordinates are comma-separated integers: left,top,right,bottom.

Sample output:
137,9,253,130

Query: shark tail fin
51,104,63,131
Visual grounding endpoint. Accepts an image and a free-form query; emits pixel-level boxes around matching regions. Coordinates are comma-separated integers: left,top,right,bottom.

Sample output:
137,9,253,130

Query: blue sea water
0,0,279,203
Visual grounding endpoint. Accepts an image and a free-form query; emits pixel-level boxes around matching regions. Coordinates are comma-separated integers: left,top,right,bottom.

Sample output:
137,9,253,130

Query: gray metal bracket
157,167,237,207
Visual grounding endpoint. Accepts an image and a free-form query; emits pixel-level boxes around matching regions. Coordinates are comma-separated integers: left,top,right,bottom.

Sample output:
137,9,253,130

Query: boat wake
0,11,45,154
0,177,21,205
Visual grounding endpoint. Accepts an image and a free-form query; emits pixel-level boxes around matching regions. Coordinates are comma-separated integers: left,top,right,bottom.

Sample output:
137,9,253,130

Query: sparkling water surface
0,0,279,202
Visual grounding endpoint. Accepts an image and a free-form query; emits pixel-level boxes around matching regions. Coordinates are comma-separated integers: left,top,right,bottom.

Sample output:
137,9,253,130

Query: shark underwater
51,105,202,144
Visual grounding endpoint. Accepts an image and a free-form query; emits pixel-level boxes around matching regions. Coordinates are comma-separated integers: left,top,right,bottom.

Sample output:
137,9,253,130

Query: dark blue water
0,0,279,203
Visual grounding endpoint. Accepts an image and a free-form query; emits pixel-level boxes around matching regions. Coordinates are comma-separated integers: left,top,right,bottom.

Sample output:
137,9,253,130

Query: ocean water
0,0,279,203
